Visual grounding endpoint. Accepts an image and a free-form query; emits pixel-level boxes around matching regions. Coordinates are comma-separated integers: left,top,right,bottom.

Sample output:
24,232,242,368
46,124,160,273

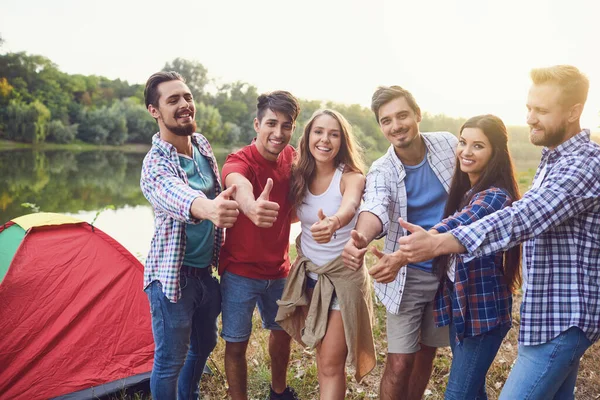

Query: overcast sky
1,0,599,129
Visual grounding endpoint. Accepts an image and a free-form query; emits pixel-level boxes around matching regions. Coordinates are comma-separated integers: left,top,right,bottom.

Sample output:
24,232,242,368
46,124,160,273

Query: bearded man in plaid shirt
140,71,240,399
398,65,600,400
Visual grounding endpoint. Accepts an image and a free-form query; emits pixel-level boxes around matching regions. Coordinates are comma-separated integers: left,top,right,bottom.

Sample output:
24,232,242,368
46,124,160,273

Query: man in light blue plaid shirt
398,65,599,400
140,71,240,399
342,86,457,400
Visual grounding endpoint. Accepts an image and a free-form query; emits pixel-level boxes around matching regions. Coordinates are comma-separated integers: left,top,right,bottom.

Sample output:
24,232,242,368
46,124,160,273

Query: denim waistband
181,265,212,278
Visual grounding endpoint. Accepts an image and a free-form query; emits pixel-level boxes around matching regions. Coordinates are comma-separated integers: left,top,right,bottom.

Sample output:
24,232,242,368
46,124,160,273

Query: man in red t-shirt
220,91,301,400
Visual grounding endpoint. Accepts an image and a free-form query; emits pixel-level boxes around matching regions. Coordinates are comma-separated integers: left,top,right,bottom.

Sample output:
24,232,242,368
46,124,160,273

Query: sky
1,0,599,130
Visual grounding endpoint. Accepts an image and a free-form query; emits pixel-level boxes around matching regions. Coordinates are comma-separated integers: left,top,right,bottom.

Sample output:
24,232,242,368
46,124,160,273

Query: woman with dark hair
428,114,522,399
276,109,375,400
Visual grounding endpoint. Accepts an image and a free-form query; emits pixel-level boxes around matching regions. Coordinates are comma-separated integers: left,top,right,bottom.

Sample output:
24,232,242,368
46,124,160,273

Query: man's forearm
225,173,255,215
434,232,467,256
354,212,383,246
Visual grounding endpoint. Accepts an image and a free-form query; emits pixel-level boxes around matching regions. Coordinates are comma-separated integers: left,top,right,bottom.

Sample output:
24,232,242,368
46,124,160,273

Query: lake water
0,148,301,260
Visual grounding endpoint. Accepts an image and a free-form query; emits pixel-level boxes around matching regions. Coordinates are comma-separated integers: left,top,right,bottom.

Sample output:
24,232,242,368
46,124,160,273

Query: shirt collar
541,129,590,160
151,132,201,158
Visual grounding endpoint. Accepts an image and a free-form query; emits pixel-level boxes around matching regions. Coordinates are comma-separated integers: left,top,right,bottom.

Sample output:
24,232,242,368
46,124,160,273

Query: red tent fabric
0,215,153,399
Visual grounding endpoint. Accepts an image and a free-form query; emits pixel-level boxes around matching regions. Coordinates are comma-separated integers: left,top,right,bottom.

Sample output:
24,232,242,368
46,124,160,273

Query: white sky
1,0,599,129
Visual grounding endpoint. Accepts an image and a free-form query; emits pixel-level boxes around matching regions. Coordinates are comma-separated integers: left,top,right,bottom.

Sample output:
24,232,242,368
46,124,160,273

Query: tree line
0,48,471,154
2,44,595,155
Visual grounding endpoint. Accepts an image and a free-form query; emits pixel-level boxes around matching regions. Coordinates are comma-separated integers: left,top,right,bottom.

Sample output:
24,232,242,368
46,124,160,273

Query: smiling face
378,96,422,152
457,127,493,185
308,114,342,167
526,83,570,148
254,109,294,161
149,80,196,136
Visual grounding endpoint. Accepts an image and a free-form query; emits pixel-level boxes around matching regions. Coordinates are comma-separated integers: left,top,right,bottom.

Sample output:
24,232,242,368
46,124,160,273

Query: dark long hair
438,114,522,292
289,109,364,210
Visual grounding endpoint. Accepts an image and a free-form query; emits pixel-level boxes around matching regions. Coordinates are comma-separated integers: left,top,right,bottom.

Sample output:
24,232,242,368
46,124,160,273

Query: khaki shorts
386,267,449,353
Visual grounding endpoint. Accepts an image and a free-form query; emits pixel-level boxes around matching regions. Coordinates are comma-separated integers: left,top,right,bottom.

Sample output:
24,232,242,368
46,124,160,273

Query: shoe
267,386,300,400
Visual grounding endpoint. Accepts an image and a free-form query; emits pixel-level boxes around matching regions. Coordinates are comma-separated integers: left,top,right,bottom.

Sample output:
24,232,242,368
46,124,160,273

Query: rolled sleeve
360,167,391,235
141,154,204,224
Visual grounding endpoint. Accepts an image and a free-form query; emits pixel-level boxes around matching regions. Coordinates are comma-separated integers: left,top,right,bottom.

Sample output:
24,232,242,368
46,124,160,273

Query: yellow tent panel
12,213,84,231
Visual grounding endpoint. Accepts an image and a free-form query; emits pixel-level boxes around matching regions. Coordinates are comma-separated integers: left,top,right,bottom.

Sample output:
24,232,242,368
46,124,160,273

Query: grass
188,257,600,400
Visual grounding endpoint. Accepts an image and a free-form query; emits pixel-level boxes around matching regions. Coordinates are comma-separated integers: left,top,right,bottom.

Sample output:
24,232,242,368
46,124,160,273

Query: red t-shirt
219,143,294,279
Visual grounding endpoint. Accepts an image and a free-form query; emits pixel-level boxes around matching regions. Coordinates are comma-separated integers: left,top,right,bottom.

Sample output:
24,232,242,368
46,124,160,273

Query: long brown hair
438,114,522,292
289,109,364,210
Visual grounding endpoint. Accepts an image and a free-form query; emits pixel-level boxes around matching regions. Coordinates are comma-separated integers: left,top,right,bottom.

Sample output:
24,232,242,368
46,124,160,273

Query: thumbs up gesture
208,184,240,228
310,209,341,244
248,178,280,228
397,218,438,263
368,246,407,284
342,230,369,271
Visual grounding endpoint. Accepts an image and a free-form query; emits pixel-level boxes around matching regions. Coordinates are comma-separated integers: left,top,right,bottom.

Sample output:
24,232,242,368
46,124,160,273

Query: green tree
213,81,258,144
113,98,156,143
195,102,224,143
77,108,109,144
4,100,51,143
105,105,128,145
46,120,77,143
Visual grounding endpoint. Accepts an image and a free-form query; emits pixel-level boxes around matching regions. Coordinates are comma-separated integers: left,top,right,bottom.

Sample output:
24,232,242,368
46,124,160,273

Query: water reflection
0,150,149,222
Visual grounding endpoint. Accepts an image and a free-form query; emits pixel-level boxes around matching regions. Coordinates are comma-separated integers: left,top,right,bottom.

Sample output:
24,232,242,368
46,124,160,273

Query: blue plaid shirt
433,187,514,343
452,130,600,345
140,133,223,303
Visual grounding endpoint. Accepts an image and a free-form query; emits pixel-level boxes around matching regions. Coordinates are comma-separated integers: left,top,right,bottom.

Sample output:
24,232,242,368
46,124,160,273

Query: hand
310,209,340,244
342,230,368,271
247,178,280,228
369,247,406,283
209,185,239,228
397,218,439,263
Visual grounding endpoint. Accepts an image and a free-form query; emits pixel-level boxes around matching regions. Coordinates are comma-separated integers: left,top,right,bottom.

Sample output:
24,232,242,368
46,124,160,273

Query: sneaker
267,386,300,400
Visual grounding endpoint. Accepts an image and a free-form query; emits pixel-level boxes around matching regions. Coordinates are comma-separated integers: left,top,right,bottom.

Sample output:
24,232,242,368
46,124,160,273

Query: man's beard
166,120,197,137
530,120,567,148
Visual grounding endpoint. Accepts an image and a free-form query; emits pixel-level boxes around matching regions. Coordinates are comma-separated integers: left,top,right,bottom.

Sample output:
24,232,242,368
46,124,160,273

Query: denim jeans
445,321,510,400
220,271,285,342
145,272,221,400
499,326,592,400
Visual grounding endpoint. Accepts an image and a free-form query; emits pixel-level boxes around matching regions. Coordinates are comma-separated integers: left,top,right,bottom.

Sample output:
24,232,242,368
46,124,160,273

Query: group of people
140,64,599,400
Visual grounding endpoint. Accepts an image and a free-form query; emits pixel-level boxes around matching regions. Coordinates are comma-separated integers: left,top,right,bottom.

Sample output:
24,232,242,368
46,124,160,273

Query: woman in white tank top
288,109,366,399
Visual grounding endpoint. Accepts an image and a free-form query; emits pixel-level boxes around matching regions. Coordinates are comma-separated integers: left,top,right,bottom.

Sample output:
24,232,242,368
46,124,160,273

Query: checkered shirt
140,133,223,303
360,131,457,314
452,130,600,345
433,187,514,342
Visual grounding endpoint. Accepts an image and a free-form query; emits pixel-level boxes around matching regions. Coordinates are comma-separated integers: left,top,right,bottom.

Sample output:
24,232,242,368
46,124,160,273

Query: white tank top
296,164,358,279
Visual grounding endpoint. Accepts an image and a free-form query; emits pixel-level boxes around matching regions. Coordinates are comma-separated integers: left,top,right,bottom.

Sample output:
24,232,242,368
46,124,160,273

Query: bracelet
332,215,342,230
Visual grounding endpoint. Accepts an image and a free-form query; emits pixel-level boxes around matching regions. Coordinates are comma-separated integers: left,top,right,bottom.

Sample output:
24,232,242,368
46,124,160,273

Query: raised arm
225,173,280,228
141,157,239,228
400,157,600,262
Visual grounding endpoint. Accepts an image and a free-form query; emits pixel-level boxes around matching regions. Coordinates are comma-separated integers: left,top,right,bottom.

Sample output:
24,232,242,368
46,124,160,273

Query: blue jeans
220,271,285,342
445,322,510,400
499,326,592,400
145,272,221,400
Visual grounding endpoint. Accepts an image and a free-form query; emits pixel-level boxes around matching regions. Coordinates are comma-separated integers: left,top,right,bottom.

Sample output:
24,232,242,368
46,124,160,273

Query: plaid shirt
452,130,600,345
360,131,457,314
433,187,513,343
140,133,223,303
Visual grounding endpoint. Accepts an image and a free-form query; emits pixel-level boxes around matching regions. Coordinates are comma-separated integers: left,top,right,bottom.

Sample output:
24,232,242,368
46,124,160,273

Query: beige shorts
386,267,449,354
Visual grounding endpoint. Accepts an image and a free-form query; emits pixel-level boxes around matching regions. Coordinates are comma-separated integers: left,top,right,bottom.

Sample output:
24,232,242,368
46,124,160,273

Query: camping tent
0,213,153,399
